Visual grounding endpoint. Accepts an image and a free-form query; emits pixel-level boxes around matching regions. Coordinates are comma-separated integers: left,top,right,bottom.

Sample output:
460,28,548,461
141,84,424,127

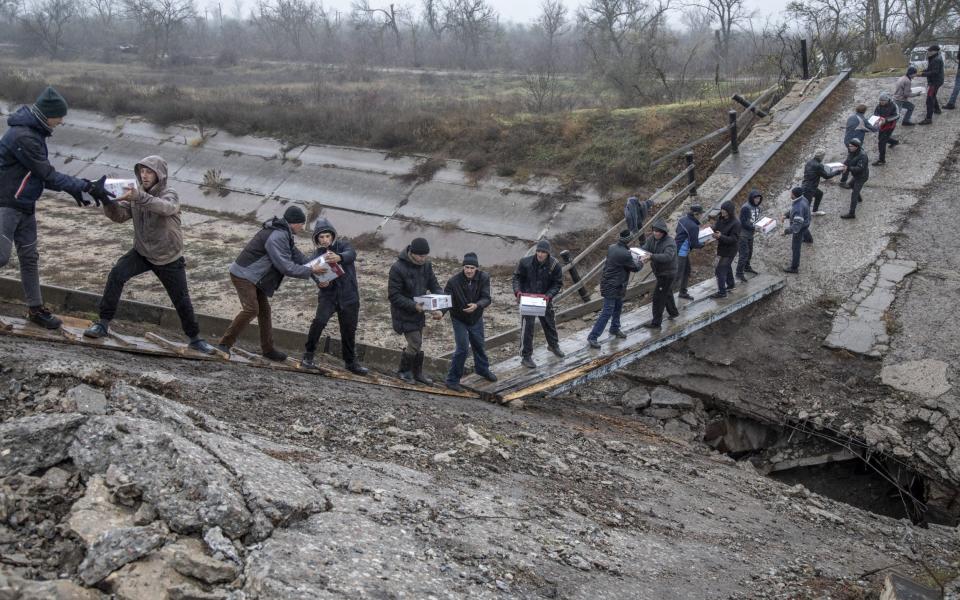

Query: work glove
86,176,116,207
514,290,521,301
68,188,90,207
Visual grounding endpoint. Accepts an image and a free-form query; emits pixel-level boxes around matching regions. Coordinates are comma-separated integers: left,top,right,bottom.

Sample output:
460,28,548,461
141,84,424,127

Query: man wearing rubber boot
388,237,443,385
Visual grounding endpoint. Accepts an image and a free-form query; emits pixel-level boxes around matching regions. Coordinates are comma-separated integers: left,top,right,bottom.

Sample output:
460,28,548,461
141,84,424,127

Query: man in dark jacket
839,104,878,187
218,206,323,360
640,219,678,329
735,190,763,283
388,237,443,384
783,187,811,274
918,45,944,125
301,217,368,376
513,239,564,369
0,86,111,329
710,200,741,299
587,230,640,348
872,93,900,165
802,148,843,215
443,252,496,391
840,138,869,219
674,204,704,300
624,195,653,242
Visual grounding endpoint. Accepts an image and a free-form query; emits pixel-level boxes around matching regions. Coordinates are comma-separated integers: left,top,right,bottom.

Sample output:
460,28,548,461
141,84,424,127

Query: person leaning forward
802,148,843,215
587,229,640,349
218,206,324,361
443,252,496,392
83,155,216,355
300,217,368,376
640,218,678,329
388,237,443,385
513,239,564,369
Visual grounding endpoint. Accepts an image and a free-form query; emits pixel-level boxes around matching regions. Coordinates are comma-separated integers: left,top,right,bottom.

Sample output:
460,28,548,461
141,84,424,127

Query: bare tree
684,0,751,60
86,0,116,25
351,0,404,52
421,0,446,38
124,0,196,59
902,0,953,49
251,0,319,57
20,0,76,58
787,0,857,73
444,0,498,65
537,0,568,58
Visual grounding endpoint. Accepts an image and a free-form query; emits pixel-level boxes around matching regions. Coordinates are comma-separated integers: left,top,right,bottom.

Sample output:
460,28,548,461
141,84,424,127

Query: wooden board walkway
462,274,784,402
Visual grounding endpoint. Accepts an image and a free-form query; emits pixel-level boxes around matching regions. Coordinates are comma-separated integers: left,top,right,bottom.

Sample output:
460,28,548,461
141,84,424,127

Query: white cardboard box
756,216,778,235
414,294,452,311
698,226,715,244
305,254,345,284
824,162,845,172
519,294,548,317
104,178,137,197
911,86,925,95
868,115,883,127
629,247,650,267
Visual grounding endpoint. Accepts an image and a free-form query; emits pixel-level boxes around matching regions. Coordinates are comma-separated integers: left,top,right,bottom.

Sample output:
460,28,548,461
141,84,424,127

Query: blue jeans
949,71,960,106
588,297,623,340
446,317,490,384
897,99,915,123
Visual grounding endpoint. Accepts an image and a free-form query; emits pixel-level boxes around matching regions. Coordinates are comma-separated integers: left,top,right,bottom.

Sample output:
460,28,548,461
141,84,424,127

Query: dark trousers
651,275,678,325
804,187,824,212
898,99,914,123
520,304,559,357
220,273,274,352
304,301,359,365
878,129,895,162
675,255,692,293
790,229,805,270
736,236,754,277
926,84,941,119
446,317,490,384
99,249,200,339
847,179,865,216
588,297,623,340
715,256,735,294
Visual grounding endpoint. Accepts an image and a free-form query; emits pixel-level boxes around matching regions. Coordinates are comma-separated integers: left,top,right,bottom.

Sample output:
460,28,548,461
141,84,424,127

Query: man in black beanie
218,205,325,360
512,239,564,369
388,236,443,384
0,86,112,329
918,45,944,125
443,252,496,391
783,187,811,274
587,229,640,348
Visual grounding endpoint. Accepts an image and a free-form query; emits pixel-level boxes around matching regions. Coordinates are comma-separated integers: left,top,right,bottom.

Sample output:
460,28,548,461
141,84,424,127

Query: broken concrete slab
66,384,109,415
170,537,240,584
880,572,940,600
68,475,136,546
78,525,166,585
881,359,951,398
649,386,696,410
0,413,86,477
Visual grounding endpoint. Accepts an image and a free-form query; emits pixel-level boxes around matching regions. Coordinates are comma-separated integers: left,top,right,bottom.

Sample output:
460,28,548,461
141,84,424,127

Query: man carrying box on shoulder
513,239,564,369
587,230,640,349
301,217,368,376
640,219,678,329
443,252,496,392
388,237,443,385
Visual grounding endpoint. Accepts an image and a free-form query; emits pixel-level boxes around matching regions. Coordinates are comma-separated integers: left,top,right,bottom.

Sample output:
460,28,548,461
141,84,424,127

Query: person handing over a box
586,230,640,349
513,239,564,369
388,237,444,385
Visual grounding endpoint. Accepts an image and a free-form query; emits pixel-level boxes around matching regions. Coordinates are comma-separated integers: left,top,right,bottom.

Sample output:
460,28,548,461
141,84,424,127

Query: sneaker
934,107,942,114
346,363,369,376
744,267,759,274
783,267,799,274
667,313,679,321
83,322,108,339
610,329,627,339
726,283,736,290
813,210,827,216
548,345,565,358
840,213,856,219
521,356,537,369
838,181,851,189
188,339,217,355
587,337,601,349
737,275,748,283
215,344,231,355
945,103,956,110
477,371,498,382
902,120,915,126
263,350,287,362
642,321,661,329
301,352,320,370
678,292,693,300
445,382,465,393
709,292,727,299
918,118,932,125
871,160,886,166
27,306,61,330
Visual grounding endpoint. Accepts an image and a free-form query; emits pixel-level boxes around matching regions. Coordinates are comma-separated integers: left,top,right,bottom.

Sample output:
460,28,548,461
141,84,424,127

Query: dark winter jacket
785,195,811,234
512,253,563,299
640,229,677,278
0,106,87,214
738,190,763,240
844,148,869,183
843,113,878,145
229,218,313,296
599,240,640,299
444,270,491,326
388,248,442,334
310,217,359,308
873,101,900,132
802,158,839,192
924,53,945,87
674,213,704,256
624,196,653,234
714,200,741,258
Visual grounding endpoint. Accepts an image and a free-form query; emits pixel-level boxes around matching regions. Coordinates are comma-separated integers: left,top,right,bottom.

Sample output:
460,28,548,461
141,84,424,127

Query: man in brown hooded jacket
82,155,216,354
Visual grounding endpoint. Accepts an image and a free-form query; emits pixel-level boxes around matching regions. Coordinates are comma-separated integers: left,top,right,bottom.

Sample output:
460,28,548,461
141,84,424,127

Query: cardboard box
911,86,925,95
104,178,137,198
629,247,650,267
519,294,547,317
305,254,345,284
414,294,452,311
756,216,778,235
698,226,715,244
824,162,845,174
868,115,883,127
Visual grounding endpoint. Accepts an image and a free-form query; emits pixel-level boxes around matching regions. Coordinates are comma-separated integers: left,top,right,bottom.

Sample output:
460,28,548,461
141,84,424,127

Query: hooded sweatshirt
714,200,741,258
640,218,677,277
310,217,359,307
0,106,87,214
102,155,184,265
599,238,640,299
843,111,879,145
738,190,763,240
229,218,313,296
873,98,900,132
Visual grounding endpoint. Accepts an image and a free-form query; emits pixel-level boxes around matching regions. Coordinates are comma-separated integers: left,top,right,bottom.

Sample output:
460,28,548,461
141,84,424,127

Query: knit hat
879,92,891,102
791,187,805,198
410,237,430,255
34,86,68,119
651,218,668,233
813,148,826,159
907,66,917,76
848,138,862,147
928,44,940,52
855,103,867,113
283,206,306,224
536,239,551,253
618,229,632,243
462,252,479,267
688,204,704,215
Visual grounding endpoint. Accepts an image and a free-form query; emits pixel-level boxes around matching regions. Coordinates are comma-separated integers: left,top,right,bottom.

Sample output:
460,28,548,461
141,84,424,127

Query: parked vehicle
909,44,959,70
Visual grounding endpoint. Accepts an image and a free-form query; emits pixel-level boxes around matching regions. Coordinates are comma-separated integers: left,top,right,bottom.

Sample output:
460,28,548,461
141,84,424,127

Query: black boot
413,351,433,385
397,353,415,384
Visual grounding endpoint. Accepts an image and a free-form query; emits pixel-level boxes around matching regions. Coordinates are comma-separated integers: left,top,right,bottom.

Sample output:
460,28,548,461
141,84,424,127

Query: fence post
685,151,697,196
560,250,591,302
728,110,739,155
801,39,810,80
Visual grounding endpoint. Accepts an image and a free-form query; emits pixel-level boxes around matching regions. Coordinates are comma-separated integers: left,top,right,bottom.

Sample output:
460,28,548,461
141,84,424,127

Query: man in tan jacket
83,155,216,354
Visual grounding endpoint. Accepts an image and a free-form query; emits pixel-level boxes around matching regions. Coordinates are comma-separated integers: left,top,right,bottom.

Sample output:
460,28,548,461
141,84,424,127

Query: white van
909,44,959,71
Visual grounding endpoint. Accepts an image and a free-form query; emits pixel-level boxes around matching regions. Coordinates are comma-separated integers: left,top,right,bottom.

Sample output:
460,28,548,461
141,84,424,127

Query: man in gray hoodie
83,156,216,354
